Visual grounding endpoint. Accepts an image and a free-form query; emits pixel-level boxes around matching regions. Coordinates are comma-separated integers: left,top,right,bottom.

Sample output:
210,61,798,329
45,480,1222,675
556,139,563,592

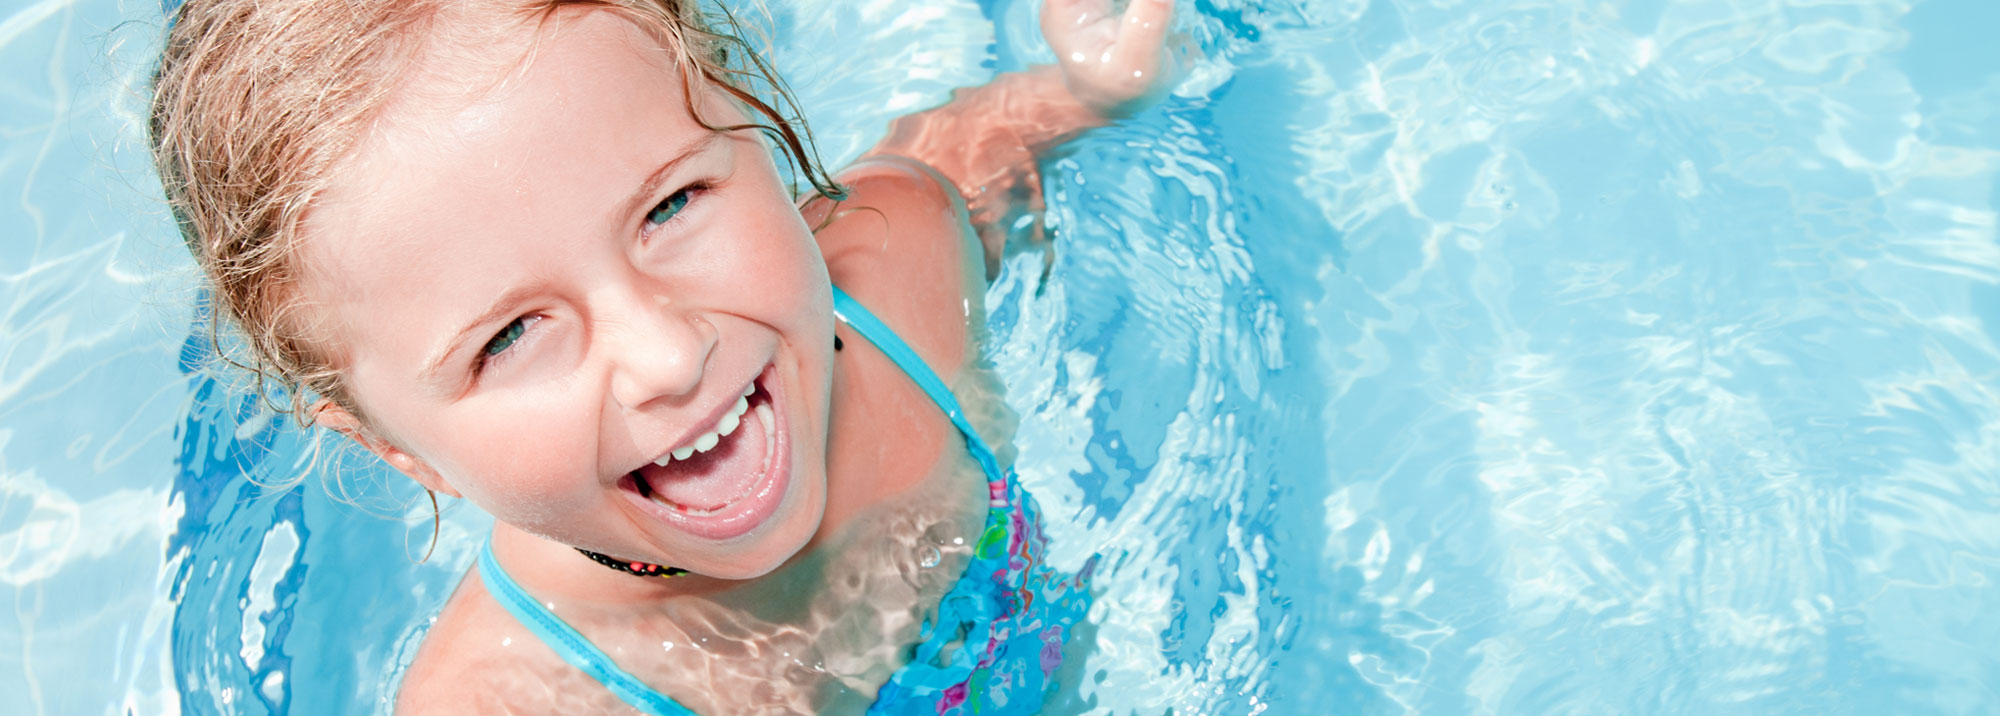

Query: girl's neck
485,522,708,607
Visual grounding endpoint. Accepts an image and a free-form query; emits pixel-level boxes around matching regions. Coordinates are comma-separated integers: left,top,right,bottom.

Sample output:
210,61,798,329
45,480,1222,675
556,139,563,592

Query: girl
150,0,1174,713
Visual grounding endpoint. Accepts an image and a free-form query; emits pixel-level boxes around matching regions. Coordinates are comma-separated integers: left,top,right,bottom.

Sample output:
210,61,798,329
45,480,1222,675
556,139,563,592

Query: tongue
638,402,770,511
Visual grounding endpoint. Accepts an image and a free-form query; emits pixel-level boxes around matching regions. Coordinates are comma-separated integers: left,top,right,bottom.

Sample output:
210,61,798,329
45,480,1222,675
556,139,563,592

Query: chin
697,474,826,581
702,524,820,581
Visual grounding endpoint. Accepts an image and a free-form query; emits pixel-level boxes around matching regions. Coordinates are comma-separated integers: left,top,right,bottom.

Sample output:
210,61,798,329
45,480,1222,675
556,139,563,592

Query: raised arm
865,0,1176,276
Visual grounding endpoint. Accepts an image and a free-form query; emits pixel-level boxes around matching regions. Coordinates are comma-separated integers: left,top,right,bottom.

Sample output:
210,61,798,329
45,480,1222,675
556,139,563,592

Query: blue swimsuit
475,286,1088,715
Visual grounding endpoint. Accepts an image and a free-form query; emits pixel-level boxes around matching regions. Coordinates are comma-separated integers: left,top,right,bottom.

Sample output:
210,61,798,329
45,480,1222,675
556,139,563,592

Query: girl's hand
1042,0,1176,117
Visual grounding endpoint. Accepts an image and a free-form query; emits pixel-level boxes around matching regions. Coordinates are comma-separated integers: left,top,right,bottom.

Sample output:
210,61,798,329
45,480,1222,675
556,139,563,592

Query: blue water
5,0,1999,713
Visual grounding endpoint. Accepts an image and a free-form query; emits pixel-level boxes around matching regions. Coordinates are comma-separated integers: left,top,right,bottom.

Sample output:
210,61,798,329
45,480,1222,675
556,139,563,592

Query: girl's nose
605,293,714,410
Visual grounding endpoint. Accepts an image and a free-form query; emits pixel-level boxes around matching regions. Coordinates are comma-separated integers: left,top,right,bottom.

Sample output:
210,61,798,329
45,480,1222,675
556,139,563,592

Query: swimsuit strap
476,542,697,716
830,285,1006,486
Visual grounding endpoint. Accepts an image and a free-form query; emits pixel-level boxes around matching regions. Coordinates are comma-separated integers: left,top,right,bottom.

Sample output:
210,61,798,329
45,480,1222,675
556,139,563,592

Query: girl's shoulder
394,575,625,714
391,577,523,712
803,154,988,375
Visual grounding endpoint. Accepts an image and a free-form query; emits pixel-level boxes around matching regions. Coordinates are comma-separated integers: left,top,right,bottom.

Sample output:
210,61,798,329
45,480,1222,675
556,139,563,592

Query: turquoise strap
830,286,1005,484
476,542,697,716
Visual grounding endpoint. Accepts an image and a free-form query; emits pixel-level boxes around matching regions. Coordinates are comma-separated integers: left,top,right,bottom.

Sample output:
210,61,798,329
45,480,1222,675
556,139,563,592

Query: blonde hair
151,0,841,426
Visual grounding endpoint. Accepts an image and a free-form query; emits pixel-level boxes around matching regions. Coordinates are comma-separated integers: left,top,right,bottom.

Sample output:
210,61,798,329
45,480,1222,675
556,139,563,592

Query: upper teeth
654,382,757,467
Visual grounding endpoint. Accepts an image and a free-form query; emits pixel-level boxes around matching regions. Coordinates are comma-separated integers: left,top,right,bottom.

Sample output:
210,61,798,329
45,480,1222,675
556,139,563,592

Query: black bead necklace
577,548,689,578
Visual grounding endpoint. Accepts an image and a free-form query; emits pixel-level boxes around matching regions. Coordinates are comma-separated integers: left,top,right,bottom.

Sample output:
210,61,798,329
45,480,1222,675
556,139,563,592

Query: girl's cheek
458,355,595,462
461,410,600,513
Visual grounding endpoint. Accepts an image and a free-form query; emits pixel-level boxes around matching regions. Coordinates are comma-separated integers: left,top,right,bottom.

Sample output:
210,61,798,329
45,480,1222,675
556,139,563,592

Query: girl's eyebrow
417,133,725,387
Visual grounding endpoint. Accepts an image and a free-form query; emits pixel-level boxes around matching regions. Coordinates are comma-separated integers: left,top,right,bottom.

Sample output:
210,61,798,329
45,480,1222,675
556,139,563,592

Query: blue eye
478,318,520,354
476,316,536,373
484,319,526,355
643,189,693,232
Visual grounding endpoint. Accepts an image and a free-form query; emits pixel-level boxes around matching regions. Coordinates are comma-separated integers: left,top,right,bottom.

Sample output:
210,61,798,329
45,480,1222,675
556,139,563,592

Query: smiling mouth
650,380,758,474
625,366,787,536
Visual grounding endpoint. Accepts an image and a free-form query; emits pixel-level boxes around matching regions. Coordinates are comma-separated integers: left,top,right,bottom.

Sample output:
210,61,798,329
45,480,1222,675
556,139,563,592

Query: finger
1040,0,1102,60
1110,0,1172,73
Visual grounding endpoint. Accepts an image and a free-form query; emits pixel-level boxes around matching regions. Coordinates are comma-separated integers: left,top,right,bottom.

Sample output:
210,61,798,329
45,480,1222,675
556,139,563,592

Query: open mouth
622,365,789,540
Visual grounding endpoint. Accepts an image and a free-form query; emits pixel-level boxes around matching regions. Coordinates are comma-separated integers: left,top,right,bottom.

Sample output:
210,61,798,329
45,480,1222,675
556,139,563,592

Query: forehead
295,8,710,365
374,7,683,136
319,7,693,217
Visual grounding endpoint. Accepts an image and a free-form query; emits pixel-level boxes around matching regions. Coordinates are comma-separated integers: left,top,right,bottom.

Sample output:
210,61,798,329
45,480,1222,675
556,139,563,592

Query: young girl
151,0,1173,712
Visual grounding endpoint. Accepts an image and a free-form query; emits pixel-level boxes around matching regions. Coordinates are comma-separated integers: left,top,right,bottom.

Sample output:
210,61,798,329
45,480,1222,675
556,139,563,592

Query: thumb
1110,0,1173,74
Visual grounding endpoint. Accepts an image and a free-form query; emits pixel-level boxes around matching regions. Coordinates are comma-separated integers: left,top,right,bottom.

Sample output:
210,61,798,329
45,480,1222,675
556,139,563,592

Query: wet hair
150,0,842,427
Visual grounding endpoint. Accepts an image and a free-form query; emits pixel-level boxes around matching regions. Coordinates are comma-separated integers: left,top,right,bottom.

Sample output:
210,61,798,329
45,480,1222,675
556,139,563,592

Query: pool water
5,0,2000,713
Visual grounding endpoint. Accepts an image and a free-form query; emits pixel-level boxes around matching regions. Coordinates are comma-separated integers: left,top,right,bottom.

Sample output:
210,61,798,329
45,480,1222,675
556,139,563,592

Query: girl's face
303,11,833,579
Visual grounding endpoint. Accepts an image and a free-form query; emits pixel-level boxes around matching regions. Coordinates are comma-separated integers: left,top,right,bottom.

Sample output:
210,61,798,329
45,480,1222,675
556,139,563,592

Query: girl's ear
313,402,462,499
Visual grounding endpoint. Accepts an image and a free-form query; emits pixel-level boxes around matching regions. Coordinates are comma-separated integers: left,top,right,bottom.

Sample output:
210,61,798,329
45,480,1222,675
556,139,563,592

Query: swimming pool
6,0,1999,712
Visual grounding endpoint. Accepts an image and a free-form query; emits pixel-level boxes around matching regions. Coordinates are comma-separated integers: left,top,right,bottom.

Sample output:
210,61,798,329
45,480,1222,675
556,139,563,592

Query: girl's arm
865,0,1176,276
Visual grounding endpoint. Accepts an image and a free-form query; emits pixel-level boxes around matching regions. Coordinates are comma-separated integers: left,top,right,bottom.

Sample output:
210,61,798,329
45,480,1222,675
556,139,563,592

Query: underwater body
4,0,2000,713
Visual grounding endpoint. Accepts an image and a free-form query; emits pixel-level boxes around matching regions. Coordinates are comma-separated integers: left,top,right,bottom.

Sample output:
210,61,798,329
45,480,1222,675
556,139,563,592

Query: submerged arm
865,0,1176,278
866,67,1101,275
